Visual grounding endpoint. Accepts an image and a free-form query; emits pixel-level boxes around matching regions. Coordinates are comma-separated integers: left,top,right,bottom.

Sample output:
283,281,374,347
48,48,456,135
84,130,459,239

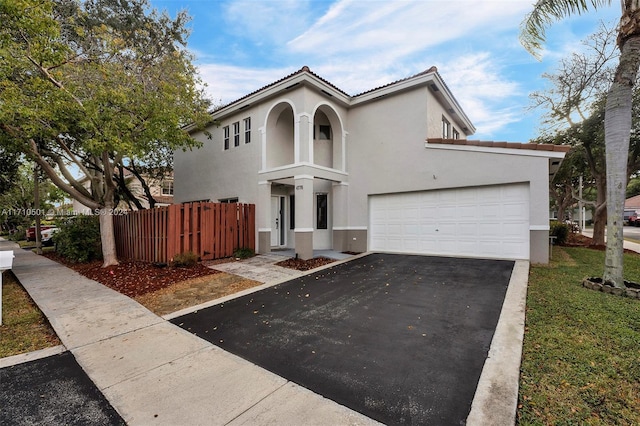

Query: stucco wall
174,118,261,204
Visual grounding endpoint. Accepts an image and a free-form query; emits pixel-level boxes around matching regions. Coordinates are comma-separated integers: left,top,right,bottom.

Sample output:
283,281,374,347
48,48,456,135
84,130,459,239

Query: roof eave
351,70,476,135
209,70,351,122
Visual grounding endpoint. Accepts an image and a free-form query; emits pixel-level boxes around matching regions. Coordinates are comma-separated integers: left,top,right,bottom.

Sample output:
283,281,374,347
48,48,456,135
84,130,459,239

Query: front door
271,196,285,246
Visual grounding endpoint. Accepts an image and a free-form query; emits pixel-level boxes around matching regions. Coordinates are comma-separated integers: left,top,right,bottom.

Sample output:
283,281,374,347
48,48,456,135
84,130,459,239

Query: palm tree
521,0,640,288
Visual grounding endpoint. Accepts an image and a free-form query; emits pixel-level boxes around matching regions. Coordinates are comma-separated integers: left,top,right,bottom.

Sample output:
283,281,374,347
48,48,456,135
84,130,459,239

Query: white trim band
529,225,550,231
333,226,368,231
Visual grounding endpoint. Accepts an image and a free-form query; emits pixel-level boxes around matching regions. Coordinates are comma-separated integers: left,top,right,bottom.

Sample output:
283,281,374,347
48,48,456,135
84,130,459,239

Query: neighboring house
625,194,640,211
175,66,568,263
72,171,174,213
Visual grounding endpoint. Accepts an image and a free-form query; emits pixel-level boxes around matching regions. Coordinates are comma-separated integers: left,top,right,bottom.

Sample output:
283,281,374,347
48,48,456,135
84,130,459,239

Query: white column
294,175,314,260
257,181,272,254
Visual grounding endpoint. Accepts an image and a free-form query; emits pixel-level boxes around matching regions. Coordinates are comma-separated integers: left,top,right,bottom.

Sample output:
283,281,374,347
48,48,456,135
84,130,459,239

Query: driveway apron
172,253,514,425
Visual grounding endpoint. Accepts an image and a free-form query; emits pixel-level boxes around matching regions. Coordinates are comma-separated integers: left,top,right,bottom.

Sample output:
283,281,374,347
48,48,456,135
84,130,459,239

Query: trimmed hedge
549,220,569,245
54,215,102,263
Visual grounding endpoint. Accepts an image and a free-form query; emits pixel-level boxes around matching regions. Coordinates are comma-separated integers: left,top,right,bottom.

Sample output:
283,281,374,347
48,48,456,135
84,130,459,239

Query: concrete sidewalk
581,229,640,253
1,240,378,425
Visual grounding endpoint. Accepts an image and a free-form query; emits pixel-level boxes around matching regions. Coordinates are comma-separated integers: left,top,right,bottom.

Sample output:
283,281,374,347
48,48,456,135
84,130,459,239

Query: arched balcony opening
313,105,344,171
265,102,295,169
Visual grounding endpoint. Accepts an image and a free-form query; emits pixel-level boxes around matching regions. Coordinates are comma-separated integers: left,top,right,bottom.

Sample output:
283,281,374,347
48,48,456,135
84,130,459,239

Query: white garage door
369,183,530,260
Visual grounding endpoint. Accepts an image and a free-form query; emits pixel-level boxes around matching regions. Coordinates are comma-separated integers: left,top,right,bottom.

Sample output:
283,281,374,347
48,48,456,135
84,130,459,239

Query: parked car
624,210,638,226
40,227,59,246
26,225,55,241
630,213,640,227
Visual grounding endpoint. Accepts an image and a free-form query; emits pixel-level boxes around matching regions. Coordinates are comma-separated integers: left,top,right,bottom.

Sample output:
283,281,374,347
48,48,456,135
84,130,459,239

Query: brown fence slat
113,202,255,263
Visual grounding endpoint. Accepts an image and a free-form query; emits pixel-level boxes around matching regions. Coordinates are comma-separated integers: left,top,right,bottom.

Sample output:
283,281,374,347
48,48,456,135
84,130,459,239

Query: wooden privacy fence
113,202,255,263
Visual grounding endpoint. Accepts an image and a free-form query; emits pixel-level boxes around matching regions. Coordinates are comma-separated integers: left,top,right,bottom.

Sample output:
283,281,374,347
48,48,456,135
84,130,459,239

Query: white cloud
197,63,298,105
222,0,315,46
435,52,524,138
289,0,532,64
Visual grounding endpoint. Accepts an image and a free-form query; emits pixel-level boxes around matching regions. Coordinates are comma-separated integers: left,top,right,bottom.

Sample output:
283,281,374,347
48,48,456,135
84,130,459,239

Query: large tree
0,0,211,266
0,164,64,233
521,0,640,288
529,24,618,244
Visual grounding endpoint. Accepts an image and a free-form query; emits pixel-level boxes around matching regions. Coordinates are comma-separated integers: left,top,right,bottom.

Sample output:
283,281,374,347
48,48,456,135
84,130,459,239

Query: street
624,225,640,243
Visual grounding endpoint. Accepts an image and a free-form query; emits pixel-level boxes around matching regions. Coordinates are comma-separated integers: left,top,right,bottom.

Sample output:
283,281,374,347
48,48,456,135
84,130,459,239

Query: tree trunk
99,151,120,267
592,203,607,245
603,35,640,287
591,178,607,246
99,200,119,267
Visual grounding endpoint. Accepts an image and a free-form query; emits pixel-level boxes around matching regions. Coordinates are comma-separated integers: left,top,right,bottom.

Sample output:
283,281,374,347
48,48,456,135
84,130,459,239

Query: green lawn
0,271,60,358
518,247,640,425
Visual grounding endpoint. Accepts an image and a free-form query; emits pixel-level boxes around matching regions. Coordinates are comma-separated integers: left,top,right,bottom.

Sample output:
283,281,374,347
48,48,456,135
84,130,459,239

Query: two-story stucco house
175,66,568,263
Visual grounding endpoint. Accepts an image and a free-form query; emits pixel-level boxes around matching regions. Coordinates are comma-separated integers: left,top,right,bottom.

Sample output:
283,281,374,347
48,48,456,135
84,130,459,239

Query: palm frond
520,0,613,59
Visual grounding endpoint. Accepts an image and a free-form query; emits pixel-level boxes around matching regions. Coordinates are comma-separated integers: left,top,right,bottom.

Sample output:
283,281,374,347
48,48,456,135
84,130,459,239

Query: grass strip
0,271,60,358
518,247,640,425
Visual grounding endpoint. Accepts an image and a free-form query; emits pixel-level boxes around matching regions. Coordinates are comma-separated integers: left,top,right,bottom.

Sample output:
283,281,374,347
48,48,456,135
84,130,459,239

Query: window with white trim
161,181,174,195
244,117,251,144
442,117,451,139
233,121,240,147
223,126,230,150
452,128,460,139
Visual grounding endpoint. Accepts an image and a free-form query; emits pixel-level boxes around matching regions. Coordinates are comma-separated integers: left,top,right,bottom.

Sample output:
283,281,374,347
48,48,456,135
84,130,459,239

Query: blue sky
151,0,621,142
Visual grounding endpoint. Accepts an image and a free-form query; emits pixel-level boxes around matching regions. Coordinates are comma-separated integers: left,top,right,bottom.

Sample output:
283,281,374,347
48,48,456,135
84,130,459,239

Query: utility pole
578,175,584,231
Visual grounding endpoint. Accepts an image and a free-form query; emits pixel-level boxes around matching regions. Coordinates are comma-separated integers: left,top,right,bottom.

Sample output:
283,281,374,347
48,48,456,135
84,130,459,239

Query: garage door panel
439,206,458,217
478,223,503,237
503,202,528,217
369,184,529,260
458,223,479,235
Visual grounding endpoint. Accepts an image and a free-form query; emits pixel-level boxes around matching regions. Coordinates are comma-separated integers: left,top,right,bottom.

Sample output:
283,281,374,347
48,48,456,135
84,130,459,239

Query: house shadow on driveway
172,253,514,425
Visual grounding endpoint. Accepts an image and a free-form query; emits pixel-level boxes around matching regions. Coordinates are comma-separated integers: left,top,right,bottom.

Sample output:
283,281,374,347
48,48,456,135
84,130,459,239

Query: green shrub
7,227,26,242
54,216,102,263
549,220,569,245
171,251,198,267
233,247,255,259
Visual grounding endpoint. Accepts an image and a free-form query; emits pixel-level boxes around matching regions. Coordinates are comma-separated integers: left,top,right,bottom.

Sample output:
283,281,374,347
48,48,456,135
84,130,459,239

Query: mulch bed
42,252,218,298
563,232,639,254
275,256,335,271
42,251,336,298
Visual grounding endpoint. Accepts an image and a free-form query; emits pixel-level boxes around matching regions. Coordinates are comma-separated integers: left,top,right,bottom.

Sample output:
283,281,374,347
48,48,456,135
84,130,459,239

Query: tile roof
211,66,350,113
625,194,640,208
352,66,439,97
426,138,571,153
212,65,443,114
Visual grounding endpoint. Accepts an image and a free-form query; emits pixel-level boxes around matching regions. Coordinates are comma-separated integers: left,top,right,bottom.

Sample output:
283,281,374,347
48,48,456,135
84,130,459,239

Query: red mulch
275,256,335,271
42,252,218,298
563,232,638,254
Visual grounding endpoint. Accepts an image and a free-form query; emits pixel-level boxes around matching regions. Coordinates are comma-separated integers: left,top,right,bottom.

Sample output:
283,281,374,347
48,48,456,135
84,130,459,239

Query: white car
40,227,59,246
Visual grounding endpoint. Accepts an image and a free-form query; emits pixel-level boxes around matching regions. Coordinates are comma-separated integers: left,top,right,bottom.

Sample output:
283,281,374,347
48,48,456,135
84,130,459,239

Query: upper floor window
161,181,174,196
452,128,460,140
442,117,451,139
233,121,240,147
319,125,331,140
244,118,251,144
223,126,230,150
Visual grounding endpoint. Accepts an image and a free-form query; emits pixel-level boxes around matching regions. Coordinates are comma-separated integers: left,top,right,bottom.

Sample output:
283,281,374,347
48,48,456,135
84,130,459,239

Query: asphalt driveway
0,351,125,425
172,253,514,425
